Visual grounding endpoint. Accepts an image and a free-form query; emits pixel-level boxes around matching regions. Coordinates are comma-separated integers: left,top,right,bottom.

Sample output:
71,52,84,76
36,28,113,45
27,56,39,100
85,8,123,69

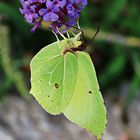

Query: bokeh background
0,0,140,140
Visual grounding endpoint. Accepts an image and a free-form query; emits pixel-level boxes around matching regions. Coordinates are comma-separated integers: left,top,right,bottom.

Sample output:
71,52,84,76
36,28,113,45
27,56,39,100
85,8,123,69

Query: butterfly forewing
30,41,78,115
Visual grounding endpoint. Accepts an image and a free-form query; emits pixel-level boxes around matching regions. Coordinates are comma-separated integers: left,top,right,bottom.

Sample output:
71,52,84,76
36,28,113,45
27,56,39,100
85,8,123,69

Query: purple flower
19,0,87,33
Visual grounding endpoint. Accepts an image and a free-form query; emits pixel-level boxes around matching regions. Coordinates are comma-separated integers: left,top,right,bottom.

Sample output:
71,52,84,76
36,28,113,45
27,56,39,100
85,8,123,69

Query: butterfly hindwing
64,52,107,140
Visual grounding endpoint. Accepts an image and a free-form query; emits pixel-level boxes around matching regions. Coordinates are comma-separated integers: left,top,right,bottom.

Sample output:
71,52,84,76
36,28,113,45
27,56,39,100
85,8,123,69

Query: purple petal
43,13,59,22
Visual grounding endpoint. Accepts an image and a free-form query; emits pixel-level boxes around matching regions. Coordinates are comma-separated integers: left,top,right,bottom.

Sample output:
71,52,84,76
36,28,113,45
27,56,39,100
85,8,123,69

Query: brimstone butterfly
30,32,107,140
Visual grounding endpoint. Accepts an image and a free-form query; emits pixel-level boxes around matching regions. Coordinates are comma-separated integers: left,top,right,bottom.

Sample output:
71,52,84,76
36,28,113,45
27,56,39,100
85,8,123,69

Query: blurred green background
0,0,140,140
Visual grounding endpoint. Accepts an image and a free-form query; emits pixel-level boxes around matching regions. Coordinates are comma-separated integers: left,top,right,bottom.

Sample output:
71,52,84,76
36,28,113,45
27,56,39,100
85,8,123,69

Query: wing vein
60,55,66,110
32,54,62,67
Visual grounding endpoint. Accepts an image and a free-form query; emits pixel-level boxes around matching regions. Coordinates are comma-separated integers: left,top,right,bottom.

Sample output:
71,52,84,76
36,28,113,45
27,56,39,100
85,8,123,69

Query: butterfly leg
52,30,61,49
56,27,67,39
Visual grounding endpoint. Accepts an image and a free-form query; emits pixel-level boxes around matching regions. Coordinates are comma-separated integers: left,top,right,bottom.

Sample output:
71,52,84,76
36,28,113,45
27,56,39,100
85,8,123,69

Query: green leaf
30,34,107,139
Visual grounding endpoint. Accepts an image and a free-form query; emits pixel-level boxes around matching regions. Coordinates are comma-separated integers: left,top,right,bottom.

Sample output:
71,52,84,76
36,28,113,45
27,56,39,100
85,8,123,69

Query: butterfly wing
64,52,107,140
30,42,78,115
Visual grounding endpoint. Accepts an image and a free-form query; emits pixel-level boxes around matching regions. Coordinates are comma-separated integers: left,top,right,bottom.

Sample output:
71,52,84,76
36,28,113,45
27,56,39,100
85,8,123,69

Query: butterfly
30,25,107,140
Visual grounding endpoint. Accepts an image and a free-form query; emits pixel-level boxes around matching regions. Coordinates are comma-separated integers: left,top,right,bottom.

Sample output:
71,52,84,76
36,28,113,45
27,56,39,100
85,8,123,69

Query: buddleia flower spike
19,0,87,33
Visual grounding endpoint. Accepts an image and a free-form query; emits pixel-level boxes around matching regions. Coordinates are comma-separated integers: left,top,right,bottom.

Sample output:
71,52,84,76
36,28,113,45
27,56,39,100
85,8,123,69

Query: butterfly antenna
82,25,100,50
91,25,100,41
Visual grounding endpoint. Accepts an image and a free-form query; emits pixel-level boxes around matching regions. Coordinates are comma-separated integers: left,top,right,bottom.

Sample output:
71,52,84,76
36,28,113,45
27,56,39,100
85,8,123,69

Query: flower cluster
19,0,87,32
